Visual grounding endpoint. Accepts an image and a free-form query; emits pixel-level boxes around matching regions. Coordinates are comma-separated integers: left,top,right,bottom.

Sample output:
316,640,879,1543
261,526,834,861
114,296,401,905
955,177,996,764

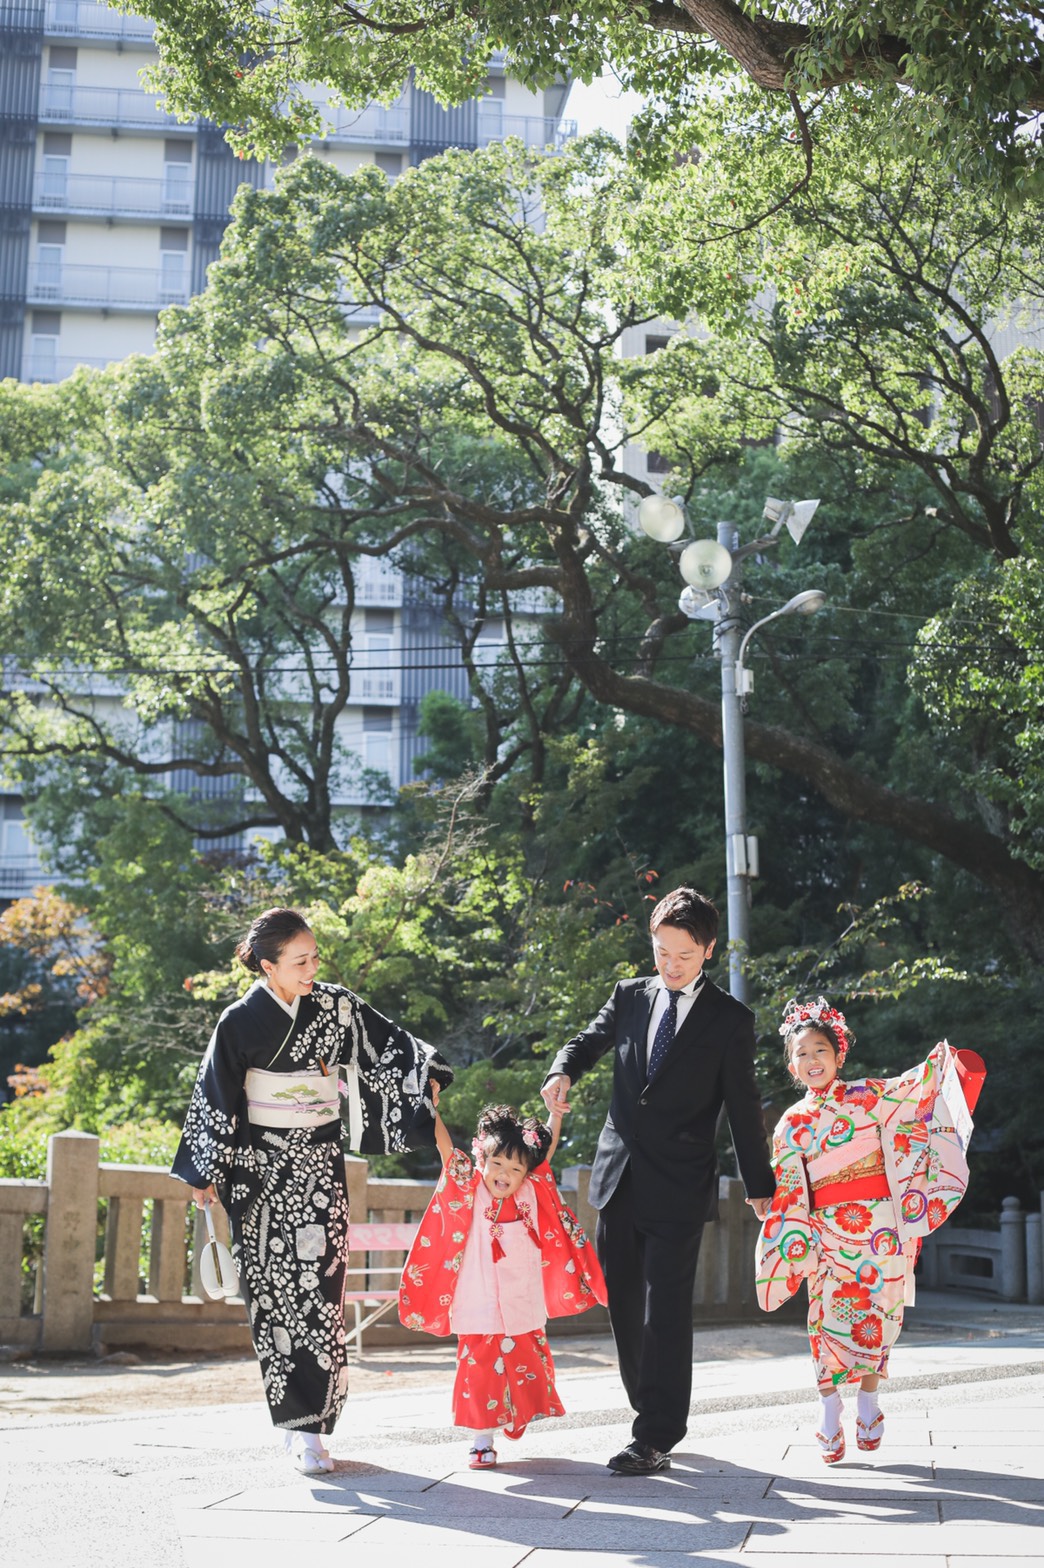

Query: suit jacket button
639,1096,648,1106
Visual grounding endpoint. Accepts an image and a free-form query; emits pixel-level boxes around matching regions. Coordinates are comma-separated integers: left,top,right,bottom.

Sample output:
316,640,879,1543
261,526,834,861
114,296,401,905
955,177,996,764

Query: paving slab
528,1557,948,1568
1,1290,1043,1568
175,1506,379,1541
744,1520,1044,1553
349,1513,752,1549
939,1498,1044,1522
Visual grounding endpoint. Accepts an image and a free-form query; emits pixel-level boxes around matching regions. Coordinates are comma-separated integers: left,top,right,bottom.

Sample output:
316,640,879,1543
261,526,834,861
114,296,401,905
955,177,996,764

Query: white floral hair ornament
522,1126,542,1150
779,997,851,1066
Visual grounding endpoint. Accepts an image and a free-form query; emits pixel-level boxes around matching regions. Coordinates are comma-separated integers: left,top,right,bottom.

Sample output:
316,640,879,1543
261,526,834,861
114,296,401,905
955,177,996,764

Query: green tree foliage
0,888,93,1095
4,126,1044,951
135,0,1044,198
414,691,485,782
912,560,1044,873
3,119,1043,1206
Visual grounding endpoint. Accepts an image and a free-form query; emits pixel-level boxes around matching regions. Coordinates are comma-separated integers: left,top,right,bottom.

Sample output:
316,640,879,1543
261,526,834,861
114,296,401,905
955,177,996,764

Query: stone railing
919,1193,1044,1305
0,1130,774,1355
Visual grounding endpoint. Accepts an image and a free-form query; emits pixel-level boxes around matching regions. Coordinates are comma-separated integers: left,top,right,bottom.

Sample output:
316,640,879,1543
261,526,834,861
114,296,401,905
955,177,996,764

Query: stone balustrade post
42,1130,100,1352
345,1154,369,1222
559,1165,596,1240
1026,1211,1043,1307
1000,1195,1026,1302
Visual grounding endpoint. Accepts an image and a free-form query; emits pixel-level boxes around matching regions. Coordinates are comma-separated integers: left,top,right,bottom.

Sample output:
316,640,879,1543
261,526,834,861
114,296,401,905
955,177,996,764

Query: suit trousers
595,1164,704,1453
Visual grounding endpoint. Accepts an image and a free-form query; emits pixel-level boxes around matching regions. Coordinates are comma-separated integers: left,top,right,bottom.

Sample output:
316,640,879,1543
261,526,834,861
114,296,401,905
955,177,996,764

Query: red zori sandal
816,1426,846,1465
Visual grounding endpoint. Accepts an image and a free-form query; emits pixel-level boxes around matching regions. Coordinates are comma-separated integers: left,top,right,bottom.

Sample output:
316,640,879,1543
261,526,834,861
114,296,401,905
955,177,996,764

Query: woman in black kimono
172,906,452,1473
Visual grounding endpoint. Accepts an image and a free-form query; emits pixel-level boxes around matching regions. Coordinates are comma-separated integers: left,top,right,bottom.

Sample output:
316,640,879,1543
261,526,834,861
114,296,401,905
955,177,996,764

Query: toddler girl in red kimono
756,998,984,1466
399,1099,607,1469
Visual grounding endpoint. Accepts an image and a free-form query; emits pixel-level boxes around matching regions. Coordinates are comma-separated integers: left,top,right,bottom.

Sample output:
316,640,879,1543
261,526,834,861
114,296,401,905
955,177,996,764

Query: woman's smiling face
788,1028,839,1092
262,929,320,1005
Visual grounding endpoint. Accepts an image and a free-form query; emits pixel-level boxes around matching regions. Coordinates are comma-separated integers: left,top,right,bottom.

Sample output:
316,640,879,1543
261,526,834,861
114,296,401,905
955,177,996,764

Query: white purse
199,1204,239,1300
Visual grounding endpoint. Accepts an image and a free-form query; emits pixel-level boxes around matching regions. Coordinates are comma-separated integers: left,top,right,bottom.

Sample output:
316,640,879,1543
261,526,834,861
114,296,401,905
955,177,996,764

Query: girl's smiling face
788,1027,839,1092
479,1145,530,1200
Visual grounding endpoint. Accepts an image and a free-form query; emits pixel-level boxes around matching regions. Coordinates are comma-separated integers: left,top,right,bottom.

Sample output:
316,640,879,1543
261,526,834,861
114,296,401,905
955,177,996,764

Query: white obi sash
244,1068,339,1128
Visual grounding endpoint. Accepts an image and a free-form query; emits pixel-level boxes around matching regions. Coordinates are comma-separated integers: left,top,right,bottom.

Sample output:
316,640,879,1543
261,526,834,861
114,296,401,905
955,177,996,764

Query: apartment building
0,0,574,894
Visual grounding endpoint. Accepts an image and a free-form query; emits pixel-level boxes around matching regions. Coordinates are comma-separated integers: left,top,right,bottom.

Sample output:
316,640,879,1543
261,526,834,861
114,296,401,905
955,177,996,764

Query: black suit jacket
545,975,775,1230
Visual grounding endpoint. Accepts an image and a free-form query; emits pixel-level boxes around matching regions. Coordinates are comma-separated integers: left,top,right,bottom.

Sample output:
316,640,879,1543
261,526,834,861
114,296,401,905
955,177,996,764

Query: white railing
27,262,189,309
355,663,400,704
477,109,578,150
0,855,51,898
20,351,112,383
39,81,183,130
355,562,404,606
309,101,410,146
44,0,155,40
33,169,194,218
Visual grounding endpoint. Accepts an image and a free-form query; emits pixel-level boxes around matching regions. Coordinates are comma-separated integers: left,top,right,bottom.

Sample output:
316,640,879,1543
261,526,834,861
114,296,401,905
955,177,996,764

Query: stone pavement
0,1290,1041,1568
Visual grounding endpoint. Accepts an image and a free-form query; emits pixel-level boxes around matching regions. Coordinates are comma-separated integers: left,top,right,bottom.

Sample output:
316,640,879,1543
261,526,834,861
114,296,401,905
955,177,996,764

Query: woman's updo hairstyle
235,907,312,974
473,1103,553,1171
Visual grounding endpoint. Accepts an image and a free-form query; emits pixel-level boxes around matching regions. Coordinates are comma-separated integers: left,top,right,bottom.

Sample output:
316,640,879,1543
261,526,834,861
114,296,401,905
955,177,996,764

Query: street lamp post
638,497,825,1003
714,520,754,1003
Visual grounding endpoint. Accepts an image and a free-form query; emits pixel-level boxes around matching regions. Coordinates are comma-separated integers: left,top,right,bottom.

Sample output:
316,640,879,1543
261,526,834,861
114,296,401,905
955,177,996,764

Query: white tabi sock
857,1389,881,1426
818,1391,843,1438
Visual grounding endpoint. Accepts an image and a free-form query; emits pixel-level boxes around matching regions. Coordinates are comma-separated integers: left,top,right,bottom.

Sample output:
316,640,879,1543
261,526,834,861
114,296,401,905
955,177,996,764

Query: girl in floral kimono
755,998,984,1466
399,1100,607,1469
172,906,452,1474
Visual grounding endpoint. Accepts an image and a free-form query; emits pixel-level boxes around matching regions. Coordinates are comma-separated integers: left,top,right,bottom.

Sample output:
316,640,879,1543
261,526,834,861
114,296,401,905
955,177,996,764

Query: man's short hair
649,886,719,948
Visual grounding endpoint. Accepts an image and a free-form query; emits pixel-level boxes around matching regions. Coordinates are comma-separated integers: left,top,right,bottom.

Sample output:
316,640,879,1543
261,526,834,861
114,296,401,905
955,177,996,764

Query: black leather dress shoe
607,1441,671,1474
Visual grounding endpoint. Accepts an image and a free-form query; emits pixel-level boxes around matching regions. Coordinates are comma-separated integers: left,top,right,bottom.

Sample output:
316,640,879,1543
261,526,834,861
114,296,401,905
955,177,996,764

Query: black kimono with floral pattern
172,979,452,1434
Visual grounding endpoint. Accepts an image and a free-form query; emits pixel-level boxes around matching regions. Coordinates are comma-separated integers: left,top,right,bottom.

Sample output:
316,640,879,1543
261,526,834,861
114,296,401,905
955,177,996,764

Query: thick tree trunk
643,0,1044,111
549,624,1044,961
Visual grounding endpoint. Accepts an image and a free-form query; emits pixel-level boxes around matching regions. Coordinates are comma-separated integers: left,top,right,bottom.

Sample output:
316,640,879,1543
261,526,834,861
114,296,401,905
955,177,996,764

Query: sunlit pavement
1,1291,1041,1568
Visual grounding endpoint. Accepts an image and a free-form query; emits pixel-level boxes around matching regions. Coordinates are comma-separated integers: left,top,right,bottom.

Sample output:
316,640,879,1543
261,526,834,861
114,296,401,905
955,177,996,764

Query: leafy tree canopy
137,0,1044,198
5,121,1044,951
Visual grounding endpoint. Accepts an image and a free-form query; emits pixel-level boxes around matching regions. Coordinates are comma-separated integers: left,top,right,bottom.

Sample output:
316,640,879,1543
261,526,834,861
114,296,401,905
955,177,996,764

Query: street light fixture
735,589,827,701
638,500,826,1003
636,494,687,543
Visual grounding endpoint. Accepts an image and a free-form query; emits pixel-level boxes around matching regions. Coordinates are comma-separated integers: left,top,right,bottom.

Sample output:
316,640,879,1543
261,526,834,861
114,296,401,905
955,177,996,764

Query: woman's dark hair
475,1103,552,1171
235,907,312,974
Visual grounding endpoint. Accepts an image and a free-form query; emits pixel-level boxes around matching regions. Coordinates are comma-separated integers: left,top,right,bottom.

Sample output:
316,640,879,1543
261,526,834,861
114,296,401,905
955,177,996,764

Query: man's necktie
647,989,682,1080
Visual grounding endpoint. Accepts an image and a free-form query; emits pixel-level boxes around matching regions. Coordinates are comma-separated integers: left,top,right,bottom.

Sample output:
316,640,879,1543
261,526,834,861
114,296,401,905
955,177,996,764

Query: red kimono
399,1149,607,1437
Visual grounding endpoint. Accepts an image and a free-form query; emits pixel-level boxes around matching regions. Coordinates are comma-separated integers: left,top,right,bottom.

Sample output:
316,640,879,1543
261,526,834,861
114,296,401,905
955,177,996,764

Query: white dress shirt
645,974,705,1074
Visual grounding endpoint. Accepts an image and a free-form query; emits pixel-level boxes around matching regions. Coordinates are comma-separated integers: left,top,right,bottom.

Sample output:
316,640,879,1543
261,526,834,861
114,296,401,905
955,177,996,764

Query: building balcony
20,350,112,382
39,81,184,132
477,108,577,150
27,260,189,309
44,0,155,42
33,169,194,219
0,855,51,900
308,101,411,147
354,561,404,607
354,667,401,704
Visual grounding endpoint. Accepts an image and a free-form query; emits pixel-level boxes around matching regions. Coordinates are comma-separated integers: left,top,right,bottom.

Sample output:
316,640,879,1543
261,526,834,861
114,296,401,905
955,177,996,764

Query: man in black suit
541,886,775,1474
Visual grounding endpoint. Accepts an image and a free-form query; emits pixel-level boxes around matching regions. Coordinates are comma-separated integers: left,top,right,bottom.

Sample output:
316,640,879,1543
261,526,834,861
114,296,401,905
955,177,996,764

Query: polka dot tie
647,989,682,1081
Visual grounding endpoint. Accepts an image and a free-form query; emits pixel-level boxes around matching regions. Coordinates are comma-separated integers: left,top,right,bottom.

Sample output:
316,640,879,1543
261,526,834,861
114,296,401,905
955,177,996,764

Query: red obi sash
811,1173,891,1209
